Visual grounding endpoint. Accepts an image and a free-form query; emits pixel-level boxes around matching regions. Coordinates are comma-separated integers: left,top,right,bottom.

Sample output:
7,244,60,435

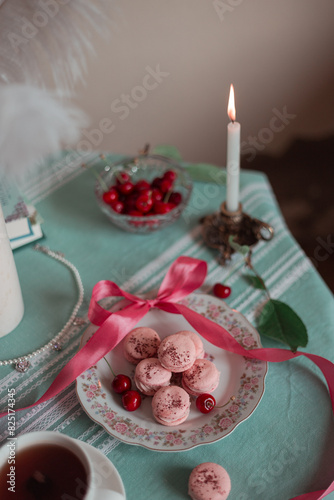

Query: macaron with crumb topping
123,327,161,365
188,462,231,500
158,333,196,373
178,330,205,359
152,386,190,426
182,359,220,396
134,357,172,396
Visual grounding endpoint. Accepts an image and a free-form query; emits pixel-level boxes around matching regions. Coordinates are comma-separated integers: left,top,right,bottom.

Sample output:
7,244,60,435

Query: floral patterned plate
76,293,268,452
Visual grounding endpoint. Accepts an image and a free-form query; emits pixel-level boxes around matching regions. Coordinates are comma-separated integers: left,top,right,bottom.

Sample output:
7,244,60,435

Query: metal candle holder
201,201,274,264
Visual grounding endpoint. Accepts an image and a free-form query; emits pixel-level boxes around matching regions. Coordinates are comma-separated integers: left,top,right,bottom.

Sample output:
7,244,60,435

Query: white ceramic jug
0,204,24,337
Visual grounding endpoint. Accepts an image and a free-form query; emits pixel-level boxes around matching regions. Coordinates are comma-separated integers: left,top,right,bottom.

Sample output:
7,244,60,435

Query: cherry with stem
103,357,131,394
196,394,235,414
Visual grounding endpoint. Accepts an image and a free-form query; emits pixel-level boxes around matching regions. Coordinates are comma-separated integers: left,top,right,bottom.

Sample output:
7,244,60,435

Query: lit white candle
226,84,241,212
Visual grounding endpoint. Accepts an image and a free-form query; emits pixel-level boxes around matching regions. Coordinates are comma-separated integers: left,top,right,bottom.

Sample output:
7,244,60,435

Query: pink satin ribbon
0,256,333,499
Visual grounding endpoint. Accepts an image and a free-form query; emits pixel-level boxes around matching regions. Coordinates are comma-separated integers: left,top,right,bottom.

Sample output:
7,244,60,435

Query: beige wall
74,0,334,165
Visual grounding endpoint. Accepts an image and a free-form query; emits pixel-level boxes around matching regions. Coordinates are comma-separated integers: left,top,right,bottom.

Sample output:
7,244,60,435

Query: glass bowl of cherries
95,154,193,233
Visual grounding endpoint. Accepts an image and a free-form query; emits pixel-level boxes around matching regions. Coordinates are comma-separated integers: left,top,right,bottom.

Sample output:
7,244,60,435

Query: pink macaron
158,333,196,373
188,462,231,500
134,358,172,396
182,359,220,396
152,386,190,426
178,330,205,359
123,327,161,365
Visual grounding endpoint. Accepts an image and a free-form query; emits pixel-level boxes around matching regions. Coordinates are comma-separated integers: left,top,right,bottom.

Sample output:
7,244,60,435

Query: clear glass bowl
95,155,193,233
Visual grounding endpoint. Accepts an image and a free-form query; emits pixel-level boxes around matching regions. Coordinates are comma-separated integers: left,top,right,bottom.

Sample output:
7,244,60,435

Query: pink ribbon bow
0,256,333,499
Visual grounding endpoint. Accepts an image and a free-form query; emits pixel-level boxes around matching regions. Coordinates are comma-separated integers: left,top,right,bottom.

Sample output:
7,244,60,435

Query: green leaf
184,163,226,184
244,274,266,290
257,299,308,352
228,235,250,256
152,144,182,162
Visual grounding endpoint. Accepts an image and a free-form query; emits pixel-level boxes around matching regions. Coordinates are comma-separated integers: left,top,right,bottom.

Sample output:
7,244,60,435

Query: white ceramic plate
76,293,268,452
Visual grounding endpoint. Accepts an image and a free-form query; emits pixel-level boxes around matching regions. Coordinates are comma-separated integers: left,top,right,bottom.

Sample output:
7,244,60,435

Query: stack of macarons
122,327,220,426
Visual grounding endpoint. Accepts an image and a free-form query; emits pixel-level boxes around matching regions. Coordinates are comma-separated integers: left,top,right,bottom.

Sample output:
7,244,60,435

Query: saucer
79,440,125,498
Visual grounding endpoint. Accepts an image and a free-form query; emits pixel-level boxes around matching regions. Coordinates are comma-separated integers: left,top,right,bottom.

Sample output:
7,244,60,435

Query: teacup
0,431,125,500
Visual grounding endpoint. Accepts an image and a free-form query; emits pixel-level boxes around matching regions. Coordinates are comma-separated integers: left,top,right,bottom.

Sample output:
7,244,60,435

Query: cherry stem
103,356,116,378
114,169,126,184
138,143,150,156
216,395,236,409
245,251,271,300
164,188,173,203
223,256,244,284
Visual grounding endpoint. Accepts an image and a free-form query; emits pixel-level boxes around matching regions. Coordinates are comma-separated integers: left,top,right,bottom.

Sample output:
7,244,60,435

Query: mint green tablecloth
0,155,333,499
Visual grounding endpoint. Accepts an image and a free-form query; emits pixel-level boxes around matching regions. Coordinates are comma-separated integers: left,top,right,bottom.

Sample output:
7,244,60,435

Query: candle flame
228,84,236,122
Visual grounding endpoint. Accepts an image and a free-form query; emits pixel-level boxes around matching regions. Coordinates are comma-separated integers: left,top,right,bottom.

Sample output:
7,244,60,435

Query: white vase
0,204,24,337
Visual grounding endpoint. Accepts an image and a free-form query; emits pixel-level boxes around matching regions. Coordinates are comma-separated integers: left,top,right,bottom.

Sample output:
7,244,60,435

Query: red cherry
135,193,153,213
122,390,141,411
118,181,134,195
110,200,125,214
169,192,182,205
124,193,139,211
102,188,118,205
196,393,216,414
151,188,163,203
151,177,162,188
213,283,231,299
163,170,177,182
111,374,132,394
153,201,176,214
159,178,173,193
128,210,143,216
134,180,151,191
137,188,151,197
116,172,130,184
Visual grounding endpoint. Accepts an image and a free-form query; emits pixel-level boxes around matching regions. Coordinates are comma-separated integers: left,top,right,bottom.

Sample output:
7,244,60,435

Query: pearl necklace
0,244,84,372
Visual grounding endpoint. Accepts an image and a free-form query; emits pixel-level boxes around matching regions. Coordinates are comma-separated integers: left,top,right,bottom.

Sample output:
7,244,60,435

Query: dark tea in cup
0,442,89,499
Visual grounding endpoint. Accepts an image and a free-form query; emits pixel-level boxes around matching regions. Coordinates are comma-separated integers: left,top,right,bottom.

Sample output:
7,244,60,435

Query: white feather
0,0,112,92
0,85,88,179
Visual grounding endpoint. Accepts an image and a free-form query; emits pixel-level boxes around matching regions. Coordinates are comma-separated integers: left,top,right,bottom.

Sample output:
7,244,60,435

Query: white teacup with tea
0,431,125,500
